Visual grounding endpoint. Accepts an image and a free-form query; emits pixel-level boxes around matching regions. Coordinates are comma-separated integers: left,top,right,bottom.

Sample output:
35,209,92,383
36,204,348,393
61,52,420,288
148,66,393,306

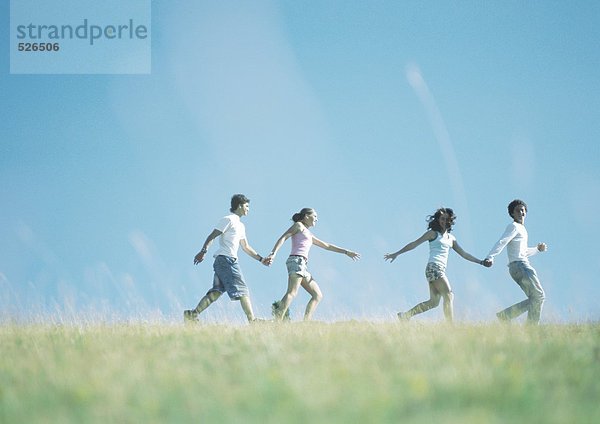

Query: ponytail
292,208,314,222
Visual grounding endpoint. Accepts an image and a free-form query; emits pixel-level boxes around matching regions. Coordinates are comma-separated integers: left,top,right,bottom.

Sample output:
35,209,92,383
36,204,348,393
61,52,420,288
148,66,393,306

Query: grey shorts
286,255,312,280
425,262,446,282
210,255,249,300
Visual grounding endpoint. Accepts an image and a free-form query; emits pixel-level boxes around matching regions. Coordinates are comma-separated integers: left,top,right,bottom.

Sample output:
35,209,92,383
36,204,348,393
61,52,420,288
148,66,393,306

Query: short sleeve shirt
213,214,246,259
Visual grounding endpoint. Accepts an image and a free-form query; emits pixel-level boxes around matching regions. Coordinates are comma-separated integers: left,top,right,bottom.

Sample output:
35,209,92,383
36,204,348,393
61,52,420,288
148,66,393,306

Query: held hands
262,253,275,266
537,243,547,252
482,259,493,268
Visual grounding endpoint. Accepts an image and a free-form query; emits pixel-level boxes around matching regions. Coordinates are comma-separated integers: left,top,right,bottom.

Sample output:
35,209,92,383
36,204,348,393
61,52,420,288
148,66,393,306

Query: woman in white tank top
264,208,360,321
384,208,487,322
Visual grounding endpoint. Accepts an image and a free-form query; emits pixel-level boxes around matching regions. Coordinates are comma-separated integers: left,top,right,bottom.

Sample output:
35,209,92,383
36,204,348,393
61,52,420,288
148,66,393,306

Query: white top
213,214,246,259
486,221,539,265
428,232,455,267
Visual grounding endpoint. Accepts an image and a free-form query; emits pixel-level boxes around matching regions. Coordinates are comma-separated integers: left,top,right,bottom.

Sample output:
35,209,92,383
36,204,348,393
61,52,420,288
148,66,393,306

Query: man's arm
240,238,267,264
193,229,222,265
527,242,547,257
485,223,518,264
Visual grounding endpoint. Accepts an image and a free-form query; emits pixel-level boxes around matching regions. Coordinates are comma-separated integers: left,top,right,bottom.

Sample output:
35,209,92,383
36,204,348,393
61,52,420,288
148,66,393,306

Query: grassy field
1,321,599,423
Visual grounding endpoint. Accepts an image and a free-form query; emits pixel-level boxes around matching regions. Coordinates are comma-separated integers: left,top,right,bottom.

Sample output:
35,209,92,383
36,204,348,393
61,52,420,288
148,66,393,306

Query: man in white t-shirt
184,194,269,323
484,199,547,324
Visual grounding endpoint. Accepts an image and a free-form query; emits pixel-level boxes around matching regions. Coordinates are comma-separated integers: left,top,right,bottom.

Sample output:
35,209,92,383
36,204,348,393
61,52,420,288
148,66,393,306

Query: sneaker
184,309,198,323
397,312,410,321
272,301,290,321
496,311,510,322
271,301,280,318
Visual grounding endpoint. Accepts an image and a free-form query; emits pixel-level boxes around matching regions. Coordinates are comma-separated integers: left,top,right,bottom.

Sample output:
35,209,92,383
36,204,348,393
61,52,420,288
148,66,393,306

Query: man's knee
528,282,545,303
207,290,221,302
531,290,545,304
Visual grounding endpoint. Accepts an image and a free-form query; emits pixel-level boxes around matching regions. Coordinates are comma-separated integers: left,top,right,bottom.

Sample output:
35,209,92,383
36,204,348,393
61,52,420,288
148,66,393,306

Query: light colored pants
499,261,545,324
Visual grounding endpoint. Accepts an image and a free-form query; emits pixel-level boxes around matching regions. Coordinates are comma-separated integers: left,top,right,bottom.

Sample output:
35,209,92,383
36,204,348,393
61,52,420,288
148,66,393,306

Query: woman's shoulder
300,223,313,235
425,229,438,241
291,221,306,233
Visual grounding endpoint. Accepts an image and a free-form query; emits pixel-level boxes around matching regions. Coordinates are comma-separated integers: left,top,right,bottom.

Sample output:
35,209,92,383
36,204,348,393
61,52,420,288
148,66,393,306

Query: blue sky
1,1,599,323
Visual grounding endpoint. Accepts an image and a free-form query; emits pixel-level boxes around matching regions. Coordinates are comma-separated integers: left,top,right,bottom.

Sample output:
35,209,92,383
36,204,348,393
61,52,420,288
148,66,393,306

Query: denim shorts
210,255,249,300
286,255,312,280
425,262,446,282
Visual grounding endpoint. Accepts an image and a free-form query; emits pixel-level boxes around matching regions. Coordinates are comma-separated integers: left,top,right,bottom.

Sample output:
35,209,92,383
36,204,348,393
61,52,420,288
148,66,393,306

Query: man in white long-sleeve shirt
485,199,547,324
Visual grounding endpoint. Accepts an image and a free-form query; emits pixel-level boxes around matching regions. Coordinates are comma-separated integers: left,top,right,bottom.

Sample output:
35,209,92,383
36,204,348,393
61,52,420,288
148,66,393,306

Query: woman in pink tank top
264,208,360,321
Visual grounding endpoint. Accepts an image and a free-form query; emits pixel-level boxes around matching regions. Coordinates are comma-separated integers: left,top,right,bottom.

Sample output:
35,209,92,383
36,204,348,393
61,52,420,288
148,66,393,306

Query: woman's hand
345,250,360,261
262,253,275,266
384,252,399,262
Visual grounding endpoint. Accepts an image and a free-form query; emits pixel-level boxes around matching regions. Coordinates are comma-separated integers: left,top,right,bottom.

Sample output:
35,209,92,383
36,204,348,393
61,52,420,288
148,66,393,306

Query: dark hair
230,194,249,212
427,208,456,233
508,199,527,217
292,208,315,222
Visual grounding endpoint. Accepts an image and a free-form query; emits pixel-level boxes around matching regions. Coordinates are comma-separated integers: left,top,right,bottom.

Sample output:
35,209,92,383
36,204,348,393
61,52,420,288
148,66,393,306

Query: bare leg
238,295,255,322
274,274,303,320
301,278,323,321
194,290,222,314
403,281,441,319
431,277,454,322
184,290,221,321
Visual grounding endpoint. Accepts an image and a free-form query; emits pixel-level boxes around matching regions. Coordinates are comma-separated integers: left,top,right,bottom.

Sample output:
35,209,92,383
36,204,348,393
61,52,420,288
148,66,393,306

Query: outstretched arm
312,237,360,261
452,240,486,265
194,229,223,265
485,223,518,266
384,231,435,263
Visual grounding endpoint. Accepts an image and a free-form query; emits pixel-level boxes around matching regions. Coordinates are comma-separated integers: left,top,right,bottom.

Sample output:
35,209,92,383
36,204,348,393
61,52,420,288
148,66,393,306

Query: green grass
1,321,599,423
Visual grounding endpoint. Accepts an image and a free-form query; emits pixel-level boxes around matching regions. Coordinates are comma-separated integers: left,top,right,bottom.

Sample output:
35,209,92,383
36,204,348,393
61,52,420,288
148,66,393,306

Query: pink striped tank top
290,227,313,259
